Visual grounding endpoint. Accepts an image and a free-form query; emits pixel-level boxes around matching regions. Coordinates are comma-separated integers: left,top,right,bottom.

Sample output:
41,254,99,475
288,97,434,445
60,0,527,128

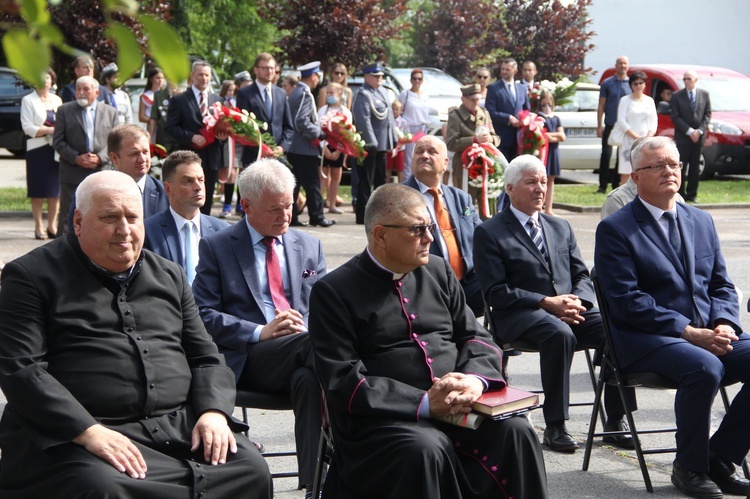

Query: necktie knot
262,236,276,250
263,236,290,311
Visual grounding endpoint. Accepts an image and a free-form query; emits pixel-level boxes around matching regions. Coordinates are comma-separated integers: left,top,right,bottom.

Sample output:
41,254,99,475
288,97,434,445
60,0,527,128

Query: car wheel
698,153,714,180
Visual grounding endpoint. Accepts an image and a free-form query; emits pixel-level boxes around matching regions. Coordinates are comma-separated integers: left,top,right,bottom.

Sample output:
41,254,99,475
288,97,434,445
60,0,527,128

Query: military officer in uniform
352,62,398,224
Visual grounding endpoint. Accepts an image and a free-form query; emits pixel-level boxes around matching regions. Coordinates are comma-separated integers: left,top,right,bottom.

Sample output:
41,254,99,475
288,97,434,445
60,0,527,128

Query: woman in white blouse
397,68,433,179
617,71,657,184
20,68,63,239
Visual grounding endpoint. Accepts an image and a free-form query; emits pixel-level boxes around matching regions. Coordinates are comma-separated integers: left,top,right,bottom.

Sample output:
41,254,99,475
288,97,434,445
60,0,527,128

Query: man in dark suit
59,55,114,105
144,150,229,283
0,170,272,498
404,135,483,316
286,61,334,228
192,158,324,497
474,154,633,453
236,52,293,167
352,62,398,224
595,136,750,498
671,70,711,202
67,124,169,231
485,58,530,162
165,60,226,216
53,75,119,234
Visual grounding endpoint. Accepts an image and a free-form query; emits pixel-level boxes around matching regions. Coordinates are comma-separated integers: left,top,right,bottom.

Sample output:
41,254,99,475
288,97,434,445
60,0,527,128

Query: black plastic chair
311,389,334,497
584,268,749,492
235,390,299,481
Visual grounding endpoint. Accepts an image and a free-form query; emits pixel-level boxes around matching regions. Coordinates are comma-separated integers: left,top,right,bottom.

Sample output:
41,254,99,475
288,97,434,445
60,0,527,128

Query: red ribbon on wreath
462,142,502,219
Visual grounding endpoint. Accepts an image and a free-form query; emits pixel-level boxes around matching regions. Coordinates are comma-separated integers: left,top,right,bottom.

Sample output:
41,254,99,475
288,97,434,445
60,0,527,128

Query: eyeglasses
635,162,682,173
411,77,423,81
477,75,489,79
333,71,346,76
381,223,436,238
256,66,275,71
683,78,695,81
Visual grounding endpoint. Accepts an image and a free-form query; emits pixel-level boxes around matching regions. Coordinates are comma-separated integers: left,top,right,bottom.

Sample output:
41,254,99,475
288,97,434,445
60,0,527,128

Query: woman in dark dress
20,68,62,239
538,90,565,216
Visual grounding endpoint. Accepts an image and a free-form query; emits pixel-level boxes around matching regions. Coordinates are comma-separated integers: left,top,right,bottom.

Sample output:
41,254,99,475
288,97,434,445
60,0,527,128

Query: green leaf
140,15,190,84
102,0,140,17
2,30,50,87
37,24,65,47
105,23,143,80
19,0,50,25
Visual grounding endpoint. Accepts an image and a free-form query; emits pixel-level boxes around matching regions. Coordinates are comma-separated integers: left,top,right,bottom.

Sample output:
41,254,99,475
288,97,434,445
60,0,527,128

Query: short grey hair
191,60,211,73
504,154,547,191
238,158,296,204
75,170,141,215
630,136,679,170
76,75,99,90
364,183,425,237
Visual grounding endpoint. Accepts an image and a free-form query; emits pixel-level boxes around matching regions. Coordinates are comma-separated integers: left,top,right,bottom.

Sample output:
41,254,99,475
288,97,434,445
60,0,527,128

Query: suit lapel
502,209,548,270
283,231,302,309
633,198,688,281
677,204,696,291
230,223,265,310
539,214,556,276
160,212,183,264
143,176,157,216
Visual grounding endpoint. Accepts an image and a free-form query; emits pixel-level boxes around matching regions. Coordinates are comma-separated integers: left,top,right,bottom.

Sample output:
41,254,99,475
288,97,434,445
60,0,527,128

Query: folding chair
235,390,299,481
584,268,749,492
311,389,334,497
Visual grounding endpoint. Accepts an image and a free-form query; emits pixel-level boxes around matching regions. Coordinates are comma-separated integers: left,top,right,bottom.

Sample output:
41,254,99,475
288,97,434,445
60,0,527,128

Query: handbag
607,122,627,147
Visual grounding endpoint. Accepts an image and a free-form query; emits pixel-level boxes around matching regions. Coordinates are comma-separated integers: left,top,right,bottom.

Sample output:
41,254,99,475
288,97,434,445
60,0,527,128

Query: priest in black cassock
309,183,548,498
0,170,271,498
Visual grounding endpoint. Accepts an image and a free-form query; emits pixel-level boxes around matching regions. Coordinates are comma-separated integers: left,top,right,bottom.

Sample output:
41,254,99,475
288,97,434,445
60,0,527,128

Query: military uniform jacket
445,104,501,176
352,83,397,151
287,81,322,157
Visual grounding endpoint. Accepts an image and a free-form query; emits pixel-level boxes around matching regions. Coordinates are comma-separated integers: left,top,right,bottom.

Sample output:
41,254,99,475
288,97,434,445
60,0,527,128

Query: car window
0,72,31,96
556,88,599,112
391,69,462,97
696,77,750,112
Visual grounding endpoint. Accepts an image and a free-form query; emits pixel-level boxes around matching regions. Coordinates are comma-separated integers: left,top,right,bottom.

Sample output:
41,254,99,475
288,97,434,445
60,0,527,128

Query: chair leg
616,371,654,493
719,387,750,480
582,365,607,471
242,407,249,438
312,426,332,497
584,349,606,425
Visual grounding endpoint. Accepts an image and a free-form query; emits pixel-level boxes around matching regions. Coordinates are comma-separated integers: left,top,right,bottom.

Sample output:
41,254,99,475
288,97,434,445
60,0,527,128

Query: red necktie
199,91,207,116
428,188,464,280
262,237,290,311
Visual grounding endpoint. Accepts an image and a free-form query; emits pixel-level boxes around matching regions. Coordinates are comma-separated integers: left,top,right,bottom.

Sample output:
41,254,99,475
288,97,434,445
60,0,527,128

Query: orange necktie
428,188,464,280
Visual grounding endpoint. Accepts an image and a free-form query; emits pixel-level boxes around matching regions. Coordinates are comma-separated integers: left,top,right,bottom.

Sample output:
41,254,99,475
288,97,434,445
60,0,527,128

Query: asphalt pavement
1,151,749,498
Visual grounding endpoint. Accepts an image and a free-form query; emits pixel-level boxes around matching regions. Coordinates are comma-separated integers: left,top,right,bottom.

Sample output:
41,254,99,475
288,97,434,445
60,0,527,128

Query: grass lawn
554,178,750,207
0,187,29,212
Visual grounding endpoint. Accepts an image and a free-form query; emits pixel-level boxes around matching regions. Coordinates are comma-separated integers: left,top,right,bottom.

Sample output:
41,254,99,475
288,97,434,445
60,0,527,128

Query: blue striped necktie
527,218,550,267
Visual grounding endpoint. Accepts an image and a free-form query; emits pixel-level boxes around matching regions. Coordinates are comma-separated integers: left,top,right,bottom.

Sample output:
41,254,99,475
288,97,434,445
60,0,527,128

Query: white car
555,82,614,170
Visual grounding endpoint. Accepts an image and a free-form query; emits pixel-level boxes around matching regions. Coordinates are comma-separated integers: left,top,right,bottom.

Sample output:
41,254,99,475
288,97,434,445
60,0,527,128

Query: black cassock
309,251,548,499
0,235,271,498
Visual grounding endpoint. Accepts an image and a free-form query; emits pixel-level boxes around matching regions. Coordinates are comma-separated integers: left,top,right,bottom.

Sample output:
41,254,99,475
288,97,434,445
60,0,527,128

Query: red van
599,64,750,178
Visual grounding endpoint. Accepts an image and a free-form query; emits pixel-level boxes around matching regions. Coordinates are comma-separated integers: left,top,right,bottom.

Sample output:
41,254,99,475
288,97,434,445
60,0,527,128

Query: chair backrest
590,267,626,374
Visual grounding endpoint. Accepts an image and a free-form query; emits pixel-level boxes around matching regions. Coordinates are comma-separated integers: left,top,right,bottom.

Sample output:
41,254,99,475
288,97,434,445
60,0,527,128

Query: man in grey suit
352,62,398,225
485,58,530,162
671,69,711,202
286,61,334,228
144,150,229,283
404,135,483,317
474,155,634,453
53,75,119,234
192,159,324,497
67,125,169,231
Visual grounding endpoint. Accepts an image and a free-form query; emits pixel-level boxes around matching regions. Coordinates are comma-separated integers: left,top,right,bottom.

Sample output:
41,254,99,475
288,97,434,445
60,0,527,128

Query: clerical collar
365,247,405,280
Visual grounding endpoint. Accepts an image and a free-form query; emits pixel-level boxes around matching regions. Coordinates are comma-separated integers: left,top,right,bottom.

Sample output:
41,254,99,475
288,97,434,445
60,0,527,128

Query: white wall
585,0,750,79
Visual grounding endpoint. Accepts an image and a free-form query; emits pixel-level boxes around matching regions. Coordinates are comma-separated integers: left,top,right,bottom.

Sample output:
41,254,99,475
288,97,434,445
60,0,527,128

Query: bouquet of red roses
462,142,508,218
517,110,549,165
320,113,367,165
200,103,274,159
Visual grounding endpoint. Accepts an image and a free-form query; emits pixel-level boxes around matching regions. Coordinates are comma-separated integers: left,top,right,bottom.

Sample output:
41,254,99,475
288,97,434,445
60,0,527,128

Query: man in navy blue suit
192,158,324,497
66,125,168,232
235,53,293,167
596,136,750,498
404,135,483,317
485,58,530,162
144,150,229,282
165,60,226,215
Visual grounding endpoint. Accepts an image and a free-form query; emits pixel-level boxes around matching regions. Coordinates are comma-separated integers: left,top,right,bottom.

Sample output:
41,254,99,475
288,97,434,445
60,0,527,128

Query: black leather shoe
543,422,579,453
671,462,723,499
596,187,606,194
290,220,308,227
310,218,335,227
709,453,749,496
602,418,635,449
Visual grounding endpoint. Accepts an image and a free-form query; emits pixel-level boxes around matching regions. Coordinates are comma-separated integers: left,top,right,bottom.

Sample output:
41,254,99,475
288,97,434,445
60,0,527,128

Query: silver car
555,82,614,170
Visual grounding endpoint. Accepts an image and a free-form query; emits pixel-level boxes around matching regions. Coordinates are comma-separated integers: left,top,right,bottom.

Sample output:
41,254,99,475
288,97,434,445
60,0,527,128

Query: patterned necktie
526,218,550,268
508,81,516,100
183,221,197,284
689,90,695,111
199,91,207,116
428,188,464,280
662,212,683,264
264,87,273,118
262,237,291,311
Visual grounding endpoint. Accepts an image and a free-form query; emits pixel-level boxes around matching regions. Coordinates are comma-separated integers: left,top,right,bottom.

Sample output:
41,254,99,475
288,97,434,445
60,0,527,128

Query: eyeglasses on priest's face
381,223,436,238
635,162,682,173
